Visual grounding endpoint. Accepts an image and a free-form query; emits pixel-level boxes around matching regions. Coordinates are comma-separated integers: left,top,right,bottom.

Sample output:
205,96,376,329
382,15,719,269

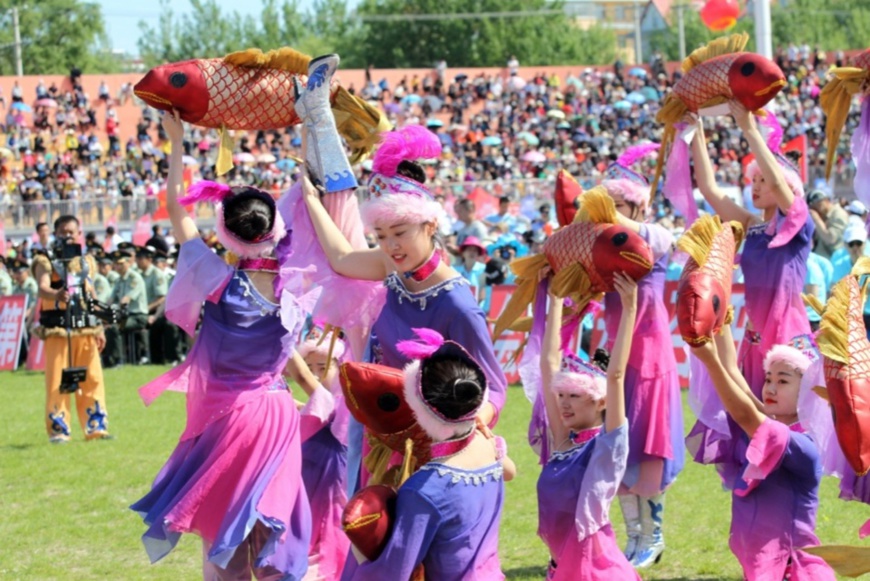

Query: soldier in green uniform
10,258,38,365
109,249,149,364
92,250,114,305
136,246,171,364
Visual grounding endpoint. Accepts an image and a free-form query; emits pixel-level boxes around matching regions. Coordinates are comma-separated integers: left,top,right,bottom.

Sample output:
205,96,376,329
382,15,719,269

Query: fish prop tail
802,545,870,578
216,126,235,176
493,254,549,339
820,66,870,179
575,186,618,224
332,85,389,164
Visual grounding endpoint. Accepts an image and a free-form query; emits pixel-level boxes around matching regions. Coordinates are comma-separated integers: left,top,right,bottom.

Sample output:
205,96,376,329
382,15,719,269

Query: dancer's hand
161,110,184,144
612,272,637,311
301,174,322,204
693,337,718,363
729,101,756,133
475,402,495,438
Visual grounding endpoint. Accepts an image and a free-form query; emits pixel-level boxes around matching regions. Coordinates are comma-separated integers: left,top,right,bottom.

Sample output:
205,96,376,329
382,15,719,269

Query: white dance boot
618,494,641,562
632,492,665,568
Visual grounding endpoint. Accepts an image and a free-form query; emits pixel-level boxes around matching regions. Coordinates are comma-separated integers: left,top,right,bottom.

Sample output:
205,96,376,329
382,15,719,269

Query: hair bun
592,348,610,371
452,377,483,400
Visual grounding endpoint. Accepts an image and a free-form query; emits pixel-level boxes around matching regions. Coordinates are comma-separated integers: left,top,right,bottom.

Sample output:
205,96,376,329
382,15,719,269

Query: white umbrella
522,151,547,163
182,155,199,166
257,153,277,164
233,152,255,164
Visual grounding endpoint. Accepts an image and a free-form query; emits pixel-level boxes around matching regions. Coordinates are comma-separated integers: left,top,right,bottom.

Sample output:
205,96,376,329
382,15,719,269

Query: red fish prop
494,187,653,338
676,215,743,346
815,257,870,475
342,484,397,561
652,33,786,194
555,170,582,227
134,47,384,174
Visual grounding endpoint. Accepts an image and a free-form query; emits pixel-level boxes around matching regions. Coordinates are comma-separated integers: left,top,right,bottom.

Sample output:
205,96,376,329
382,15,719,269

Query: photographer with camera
32,215,111,444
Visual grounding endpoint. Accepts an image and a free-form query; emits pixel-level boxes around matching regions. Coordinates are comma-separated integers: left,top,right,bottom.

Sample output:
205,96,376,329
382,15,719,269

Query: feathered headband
763,335,819,375
179,181,286,258
397,328,488,441
551,352,607,400
361,126,444,228
746,112,805,199
603,143,660,210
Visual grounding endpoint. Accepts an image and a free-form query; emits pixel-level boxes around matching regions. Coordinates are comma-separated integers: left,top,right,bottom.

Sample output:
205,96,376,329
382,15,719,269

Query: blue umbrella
517,131,540,146
640,86,659,101
275,159,297,171
438,133,453,146
629,67,648,77
426,118,444,128
556,121,572,130
481,136,502,146
614,100,633,111
11,102,31,112
626,91,646,104
401,94,422,105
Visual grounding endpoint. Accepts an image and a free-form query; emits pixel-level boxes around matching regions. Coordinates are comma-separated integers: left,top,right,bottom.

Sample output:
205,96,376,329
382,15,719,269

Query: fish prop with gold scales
650,32,786,198
676,215,743,346
812,257,870,476
493,187,653,339
134,47,385,174
820,48,870,203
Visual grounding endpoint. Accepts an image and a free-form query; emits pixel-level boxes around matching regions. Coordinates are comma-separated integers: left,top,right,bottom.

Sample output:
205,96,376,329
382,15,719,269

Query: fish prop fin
223,47,311,74
551,262,593,300
820,67,869,179
802,293,826,318
364,435,395,486
851,255,870,279
812,385,830,402
676,214,724,268
651,101,682,199
575,186,617,224
801,545,870,578
681,32,749,73
506,334,530,369
332,85,389,164
216,126,235,176
817,276,853,365
509,317,533,333
398,438,416,487
493,254,548,339
723,305,735,327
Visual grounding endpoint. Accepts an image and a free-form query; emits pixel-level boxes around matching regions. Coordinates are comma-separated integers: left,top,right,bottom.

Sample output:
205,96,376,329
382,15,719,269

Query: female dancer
690,325,836,580
285,331,351,581
690,102,813,399
342,330,505,580
537,272,640,581
599,144,685,566
299,125,507,489
131,112,310,580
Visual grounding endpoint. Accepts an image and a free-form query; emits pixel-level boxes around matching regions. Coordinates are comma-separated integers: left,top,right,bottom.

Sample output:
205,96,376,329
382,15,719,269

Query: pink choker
403,249,440,282
238,257,279,273
430,429,476,460
569,426,602,446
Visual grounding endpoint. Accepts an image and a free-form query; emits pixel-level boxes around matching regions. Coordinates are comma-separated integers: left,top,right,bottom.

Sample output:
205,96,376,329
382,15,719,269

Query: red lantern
700,0,741,31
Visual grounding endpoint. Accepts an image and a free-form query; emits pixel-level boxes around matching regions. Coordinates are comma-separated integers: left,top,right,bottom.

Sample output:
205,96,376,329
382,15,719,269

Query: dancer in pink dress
535,271,641,581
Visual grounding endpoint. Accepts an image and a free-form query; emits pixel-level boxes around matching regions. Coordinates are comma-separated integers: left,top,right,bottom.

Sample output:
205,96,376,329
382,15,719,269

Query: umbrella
517,131,540,146
423,96,443,110
522,151,547,163
257,153,277,164
426,118,444,128
640,86,659,101
614,100,633,111
572,132,592,144
626,91,647,104
401,94,422,105
481,136,502,146
11,102,31,112
22,179,43,190
383,102,402,115
0,147,12,159
508,76,527,91
275,159,297,171
556,121,572,130
182,155,199,166
233,152,255,164
35,98,57,108
546,109,566,120
629,67,648,77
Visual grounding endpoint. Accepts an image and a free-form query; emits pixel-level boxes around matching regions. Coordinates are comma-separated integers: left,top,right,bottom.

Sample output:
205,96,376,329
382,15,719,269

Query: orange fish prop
493,187,653,339
676,215,743,346
134,47,384,174
820,48,870,180
813,257,870,475
652,33,786,195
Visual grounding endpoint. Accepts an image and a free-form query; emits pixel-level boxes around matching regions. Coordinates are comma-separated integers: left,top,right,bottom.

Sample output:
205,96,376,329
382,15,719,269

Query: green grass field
2,366,868,580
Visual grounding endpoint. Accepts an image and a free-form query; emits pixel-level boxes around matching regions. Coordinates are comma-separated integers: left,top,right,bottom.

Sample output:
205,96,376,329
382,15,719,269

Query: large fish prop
652,33,786,200
676,215,743,346
134,47,385,174
810,257,870,476
493,188,653,339
820,48,870,203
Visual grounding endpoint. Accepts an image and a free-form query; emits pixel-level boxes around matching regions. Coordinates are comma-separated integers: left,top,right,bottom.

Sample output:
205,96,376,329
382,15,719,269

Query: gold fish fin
509,317,533,333
801,545,870,578
817,277,852,365
820,68,869,179
576,187,617,224
802,293,825,317
216,127,234,176
681,32,749,73
363,435,393,485
676,214,723,267
223,47,311,75
493,255,548,339
729,220,745,249
811,386,830,403
551,262,592,299
723,305,734,326
851,256,870,278
332,86,389,164
398,438,415,486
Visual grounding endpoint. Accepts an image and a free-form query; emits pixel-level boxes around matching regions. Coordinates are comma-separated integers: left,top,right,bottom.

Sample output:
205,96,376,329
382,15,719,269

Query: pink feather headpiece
746,112,805,198
550,352,607,400
362,126,445,228
296,330,347,362
397,328,488,441
763,337,817,376
603,142,660,211
179,180,286,259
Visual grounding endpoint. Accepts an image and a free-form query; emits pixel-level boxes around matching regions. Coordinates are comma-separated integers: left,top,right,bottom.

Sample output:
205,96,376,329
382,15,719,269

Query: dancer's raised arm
162,112,199,245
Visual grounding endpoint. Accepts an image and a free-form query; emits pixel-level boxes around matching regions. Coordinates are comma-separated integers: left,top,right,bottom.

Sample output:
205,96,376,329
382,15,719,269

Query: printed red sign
0,295,28,371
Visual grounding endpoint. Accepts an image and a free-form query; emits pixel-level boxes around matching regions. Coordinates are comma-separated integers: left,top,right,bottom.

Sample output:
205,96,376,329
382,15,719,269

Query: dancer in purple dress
536,272,640,581
285,331,351,581
689,324,836,581
342,329,505,580
599,144,685,566
690,103,812,399
131,112,311,580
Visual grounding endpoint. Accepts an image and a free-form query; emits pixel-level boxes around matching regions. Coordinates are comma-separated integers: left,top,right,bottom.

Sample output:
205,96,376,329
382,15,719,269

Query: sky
96,0,360,56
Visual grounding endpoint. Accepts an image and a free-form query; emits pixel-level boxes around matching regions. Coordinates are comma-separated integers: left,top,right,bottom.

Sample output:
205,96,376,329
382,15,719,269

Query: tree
647,9,755,62
0,0,117,75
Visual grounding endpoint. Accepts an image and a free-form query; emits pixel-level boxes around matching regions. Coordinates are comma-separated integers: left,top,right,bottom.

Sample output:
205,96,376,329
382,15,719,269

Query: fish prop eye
740,61,755,77
378,393,400,412
170,72,188,88
712,294,721,314
611,232,629,246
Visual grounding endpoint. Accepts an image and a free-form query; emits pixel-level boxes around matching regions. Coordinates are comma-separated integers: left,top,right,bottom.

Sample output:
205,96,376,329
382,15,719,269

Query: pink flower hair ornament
179,180,286,259
550,352,607,400
397,328,489,441
745,112,805,199
602,142,660,213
